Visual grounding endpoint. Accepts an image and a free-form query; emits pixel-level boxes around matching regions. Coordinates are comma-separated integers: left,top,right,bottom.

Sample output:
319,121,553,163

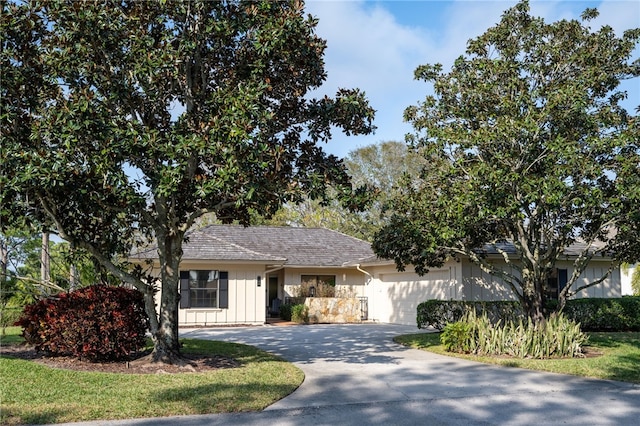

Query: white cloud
305,1,519,157
307,1,432,92
305,0,639,158
305,1,436,156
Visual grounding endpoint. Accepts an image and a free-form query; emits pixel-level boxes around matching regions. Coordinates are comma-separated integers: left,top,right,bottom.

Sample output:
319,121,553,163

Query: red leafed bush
15,285,149,362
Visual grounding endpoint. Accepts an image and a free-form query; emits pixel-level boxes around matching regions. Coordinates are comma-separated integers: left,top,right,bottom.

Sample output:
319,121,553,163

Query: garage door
371,270,455,325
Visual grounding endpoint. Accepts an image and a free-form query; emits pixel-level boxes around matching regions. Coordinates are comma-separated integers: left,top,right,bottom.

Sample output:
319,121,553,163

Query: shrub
291,304,309,324
441,310,587,358
417,300,523,330
279,304,293,321
441,321,474,353
15,285,149,362
417,298,640,332
417,300,464,330
560,297,640,331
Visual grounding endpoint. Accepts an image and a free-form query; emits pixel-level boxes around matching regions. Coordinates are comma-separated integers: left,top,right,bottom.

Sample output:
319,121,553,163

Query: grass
0,327,304,425
394,331,640,384
0,326,24,345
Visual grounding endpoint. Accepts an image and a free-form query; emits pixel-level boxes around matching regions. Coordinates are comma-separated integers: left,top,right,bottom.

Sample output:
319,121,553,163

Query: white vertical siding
155,257,622,327
460,259,620,301
461,262,517,301
568,265,621,299
177,263,265,326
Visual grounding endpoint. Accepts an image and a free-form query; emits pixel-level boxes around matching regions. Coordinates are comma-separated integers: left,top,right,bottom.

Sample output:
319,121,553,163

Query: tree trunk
146,229,185,364
69,243,78,290
0,237,7,286
521,276,546,324
138,278,188,366
41,232,50,289
69,263,78,290
523,293,545,324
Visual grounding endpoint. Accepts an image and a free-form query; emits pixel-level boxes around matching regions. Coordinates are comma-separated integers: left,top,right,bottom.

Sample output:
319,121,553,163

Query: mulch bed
0,343,239,374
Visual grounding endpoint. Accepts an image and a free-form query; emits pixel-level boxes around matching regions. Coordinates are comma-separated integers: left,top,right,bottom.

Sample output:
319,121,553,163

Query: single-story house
132,225,622,326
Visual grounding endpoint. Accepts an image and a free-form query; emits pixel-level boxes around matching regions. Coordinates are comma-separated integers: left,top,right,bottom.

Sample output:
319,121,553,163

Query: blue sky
303,0,640,158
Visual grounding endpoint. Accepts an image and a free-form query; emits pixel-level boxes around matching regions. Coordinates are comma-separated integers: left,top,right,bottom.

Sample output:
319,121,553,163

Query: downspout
356,264,372,282
356,264,374,322
265,264,285,275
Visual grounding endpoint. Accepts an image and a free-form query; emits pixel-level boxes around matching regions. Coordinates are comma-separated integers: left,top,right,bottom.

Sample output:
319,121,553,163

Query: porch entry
268,276,280,317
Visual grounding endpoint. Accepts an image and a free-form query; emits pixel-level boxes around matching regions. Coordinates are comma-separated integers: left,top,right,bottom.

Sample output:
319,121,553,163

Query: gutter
264,264,285,275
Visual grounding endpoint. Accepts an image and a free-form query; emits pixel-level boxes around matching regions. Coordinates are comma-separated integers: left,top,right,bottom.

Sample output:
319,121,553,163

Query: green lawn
394,331,640,384
0,327,304,425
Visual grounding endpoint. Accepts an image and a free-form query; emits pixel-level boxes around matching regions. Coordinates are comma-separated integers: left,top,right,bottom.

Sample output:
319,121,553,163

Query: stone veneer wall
304,297,361,323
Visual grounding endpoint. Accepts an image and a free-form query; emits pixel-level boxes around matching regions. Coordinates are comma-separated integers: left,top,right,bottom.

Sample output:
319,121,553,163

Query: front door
268,276,279,316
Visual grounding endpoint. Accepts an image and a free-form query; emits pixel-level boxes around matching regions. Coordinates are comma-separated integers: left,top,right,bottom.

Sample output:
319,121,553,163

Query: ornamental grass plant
441,310,588,358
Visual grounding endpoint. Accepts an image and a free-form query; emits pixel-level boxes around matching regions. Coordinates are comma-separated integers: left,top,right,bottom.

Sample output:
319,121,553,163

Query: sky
302,0,640,158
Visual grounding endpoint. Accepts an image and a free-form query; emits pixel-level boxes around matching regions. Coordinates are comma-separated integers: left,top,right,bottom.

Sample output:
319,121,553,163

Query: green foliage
1,277,37,334
416,300,523,330
0,303,23,333
442,310,588,358
291,304,309,324
1,232,42,324
279,304,293,321
1,231,110,335
373,0,640,323
263,141,419,241
1,0,374,356
15,285,149,361
440,321,473,353
13,239,104,290
559,297,640,331
632,268,640,296
417,300,465,330
421,298,640,332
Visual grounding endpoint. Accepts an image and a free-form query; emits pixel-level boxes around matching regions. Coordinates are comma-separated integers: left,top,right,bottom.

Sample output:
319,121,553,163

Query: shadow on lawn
150,382,300,413
3,407,68,426
595,352,640,383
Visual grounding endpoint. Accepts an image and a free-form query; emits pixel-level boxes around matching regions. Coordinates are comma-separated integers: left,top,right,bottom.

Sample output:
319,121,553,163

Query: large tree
373,1,639,323
1,0,374,363
265,141,422,241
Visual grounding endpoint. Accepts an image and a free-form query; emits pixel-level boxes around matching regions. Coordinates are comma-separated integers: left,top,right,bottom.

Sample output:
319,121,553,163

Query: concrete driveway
61,323,639,426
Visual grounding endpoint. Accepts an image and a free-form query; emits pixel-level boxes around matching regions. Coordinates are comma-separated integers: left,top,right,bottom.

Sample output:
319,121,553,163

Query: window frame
180,270,229,309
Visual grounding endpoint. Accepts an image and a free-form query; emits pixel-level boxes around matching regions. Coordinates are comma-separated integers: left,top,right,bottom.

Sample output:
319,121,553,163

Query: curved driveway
64,323,639,426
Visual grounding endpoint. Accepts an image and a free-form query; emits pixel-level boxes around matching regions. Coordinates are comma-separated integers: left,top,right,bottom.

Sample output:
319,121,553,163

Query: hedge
417,297,640,331
552,297,640,331
417,300,523,330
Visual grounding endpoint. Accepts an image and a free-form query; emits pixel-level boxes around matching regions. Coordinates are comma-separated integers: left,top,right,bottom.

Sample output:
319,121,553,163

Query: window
180,270,228,309
301,275,336,287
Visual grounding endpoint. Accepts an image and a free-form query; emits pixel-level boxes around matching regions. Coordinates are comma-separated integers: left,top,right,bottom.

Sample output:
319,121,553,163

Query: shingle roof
355,239,611,267
132,227,610,268
132,225,375,267
477,240,609,257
